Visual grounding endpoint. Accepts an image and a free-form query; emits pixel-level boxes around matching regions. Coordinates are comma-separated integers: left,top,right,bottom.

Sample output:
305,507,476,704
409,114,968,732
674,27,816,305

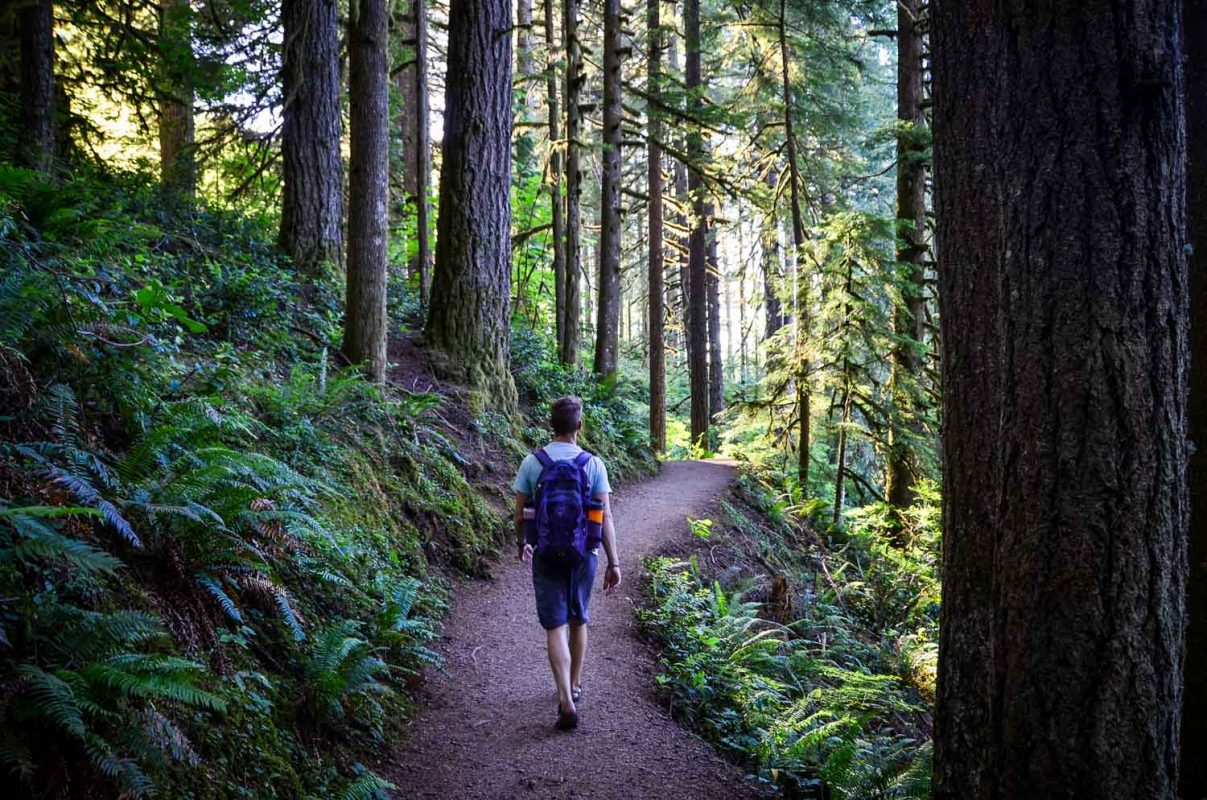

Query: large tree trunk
592,0,622,377
646,0,665,452
158,0,195,202
342,0,390,382
931,1,1188,797
559,0,583,366
280,0,345,277
778,0,809,487
885,0,927,512
1183,0,1207,795
426,0,518,411
18,0,54,173
685,0,708,449
543,0,567,351
706,209,724,417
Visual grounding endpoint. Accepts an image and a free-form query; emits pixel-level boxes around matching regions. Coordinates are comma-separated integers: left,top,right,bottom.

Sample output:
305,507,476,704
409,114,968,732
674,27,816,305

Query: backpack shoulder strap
572,450,592,468
534,448,555,469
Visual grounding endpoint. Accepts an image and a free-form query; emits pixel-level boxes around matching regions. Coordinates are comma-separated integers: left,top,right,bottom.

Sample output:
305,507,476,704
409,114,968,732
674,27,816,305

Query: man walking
513,396,622,730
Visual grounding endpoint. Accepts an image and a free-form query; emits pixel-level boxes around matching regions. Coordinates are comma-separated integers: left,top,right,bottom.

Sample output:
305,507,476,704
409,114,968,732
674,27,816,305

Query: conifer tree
932,1,1188,795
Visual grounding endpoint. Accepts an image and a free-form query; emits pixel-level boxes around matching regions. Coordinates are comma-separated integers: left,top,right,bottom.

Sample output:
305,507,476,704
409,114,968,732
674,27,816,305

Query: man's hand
603,564,621,594
518,543,533,564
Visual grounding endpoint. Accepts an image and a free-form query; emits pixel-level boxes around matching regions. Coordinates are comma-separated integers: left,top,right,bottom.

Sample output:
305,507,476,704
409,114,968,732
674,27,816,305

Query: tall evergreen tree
280,0,345,276
560,0,583,365
18,0,54,173
778,0,809,486
342,0,390,382
686,0,709,448
706,209,724,417
647,0,666,451
395,0,431,301
1184,0,1207,794
544,0,568,363
427,0,518,411
593,0,623,377
931,1,1188,796
885,0,927,512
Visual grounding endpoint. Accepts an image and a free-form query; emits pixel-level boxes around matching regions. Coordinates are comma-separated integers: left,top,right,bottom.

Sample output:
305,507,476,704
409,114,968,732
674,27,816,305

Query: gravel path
384,459,772,799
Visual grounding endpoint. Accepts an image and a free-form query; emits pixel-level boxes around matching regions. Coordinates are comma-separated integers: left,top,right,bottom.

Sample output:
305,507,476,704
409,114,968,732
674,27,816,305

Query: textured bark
778,0,809,486
931,1,1188,797
1184,0,1207,795
647,0,665,452
706,210,724,417
280,0,345,277
685,0,708,448
543,0,567,352
342,0,390,382
560,0,583,366
426,0,517,411
18,0,54,173
885,0,927,512
593,0,622,377
157,0,195,202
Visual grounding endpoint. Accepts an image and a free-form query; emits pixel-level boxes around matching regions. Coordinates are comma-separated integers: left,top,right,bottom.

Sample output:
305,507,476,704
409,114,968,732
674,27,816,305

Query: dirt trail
385,460,772,799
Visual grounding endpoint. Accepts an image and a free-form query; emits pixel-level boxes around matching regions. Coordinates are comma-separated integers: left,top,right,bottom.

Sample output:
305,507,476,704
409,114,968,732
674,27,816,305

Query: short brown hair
550,396,583,435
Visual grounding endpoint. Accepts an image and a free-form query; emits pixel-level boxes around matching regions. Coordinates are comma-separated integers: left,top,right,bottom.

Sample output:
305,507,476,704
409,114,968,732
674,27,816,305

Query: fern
337,768,395,800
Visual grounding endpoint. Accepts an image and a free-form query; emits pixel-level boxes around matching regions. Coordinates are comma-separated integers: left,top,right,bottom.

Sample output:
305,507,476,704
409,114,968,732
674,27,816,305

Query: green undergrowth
638,466,938,799
0,167,652,798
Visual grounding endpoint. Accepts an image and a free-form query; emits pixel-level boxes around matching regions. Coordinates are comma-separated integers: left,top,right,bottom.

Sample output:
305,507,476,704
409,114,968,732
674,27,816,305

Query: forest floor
382,459,774,799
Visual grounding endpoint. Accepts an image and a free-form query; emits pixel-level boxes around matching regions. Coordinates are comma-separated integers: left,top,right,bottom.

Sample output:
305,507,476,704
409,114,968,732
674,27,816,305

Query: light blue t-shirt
513,442,611,498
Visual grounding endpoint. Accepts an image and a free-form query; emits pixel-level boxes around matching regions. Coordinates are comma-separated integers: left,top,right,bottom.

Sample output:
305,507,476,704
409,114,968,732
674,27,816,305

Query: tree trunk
647,0,665,452
706,209,724,417
685,0,708,449
761,171,784,341
342,0,390,382
280,0,345,277
832,381,851,526
18,0,54,174
559,0,583,366
544,0,567,351
931,1,1188,797
514,0,537,171
885,0,927,512
593,0,622,377
778,0,809,487
158,0,195,202
427,0,518,412
1183,0,1207,795
413,0,432,306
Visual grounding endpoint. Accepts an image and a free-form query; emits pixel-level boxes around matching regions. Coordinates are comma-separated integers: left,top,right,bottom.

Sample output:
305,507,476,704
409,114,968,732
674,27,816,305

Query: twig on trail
469,645,483,665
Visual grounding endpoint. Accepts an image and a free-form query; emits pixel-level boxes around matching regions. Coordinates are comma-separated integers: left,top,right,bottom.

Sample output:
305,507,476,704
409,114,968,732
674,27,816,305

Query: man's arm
596,493,621,592
514,492,533,563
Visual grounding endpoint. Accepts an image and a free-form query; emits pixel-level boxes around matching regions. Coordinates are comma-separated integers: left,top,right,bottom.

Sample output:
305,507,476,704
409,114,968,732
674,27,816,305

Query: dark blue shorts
532,551,597,629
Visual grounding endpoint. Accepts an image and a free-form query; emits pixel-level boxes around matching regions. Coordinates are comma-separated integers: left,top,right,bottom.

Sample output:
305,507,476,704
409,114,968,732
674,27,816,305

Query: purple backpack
533,448,595,564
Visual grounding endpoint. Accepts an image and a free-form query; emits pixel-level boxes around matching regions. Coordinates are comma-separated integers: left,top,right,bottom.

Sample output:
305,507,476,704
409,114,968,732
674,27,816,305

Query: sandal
555,703,579,731
571,685,583,704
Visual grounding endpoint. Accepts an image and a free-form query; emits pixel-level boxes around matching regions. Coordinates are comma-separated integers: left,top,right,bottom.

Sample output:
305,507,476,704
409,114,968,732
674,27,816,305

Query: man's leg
545,625,576,713
569,622,588,691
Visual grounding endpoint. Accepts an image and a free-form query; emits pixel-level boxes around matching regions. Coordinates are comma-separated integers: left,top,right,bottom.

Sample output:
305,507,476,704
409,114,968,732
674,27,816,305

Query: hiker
513,395,621,731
